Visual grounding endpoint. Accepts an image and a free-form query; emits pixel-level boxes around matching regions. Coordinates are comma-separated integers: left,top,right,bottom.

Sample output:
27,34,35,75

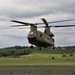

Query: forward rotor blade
10,25,28,27
36,19,75,25
11,19,75,26
11,20,30,25
11,25,75,29
18,27,29,29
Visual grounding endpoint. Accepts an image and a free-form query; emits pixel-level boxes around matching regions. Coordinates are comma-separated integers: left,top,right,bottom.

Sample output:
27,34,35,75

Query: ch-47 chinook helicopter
11,18,75,49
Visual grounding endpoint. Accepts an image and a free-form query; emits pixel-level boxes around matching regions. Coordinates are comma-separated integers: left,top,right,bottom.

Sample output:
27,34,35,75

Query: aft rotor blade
37,19,75,25
37,25,75,28
50,25,75,27
48,19,75,23
41,18,48,27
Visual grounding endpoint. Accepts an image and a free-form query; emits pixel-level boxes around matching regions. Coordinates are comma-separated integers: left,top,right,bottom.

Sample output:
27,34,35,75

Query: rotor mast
30,24,37,31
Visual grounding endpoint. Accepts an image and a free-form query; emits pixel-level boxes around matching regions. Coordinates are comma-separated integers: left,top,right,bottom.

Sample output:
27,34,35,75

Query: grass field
0,54,75,67
0,72,75,75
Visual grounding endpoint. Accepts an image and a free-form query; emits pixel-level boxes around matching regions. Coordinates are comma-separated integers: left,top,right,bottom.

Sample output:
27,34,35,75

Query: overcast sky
0,0,75,48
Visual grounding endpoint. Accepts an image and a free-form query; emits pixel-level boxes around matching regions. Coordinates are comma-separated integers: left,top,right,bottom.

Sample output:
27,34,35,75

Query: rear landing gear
39,47,41,50
53,46,55,49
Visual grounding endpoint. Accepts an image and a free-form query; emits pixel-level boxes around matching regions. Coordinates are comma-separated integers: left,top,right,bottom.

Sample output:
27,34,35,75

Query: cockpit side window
44,30,46,33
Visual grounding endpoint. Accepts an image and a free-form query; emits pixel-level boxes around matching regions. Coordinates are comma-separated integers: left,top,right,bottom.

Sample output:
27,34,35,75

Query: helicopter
11,18,75,49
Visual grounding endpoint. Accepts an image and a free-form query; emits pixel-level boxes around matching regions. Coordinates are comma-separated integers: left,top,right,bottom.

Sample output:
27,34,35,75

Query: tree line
0,46,75,57
0,46,31,57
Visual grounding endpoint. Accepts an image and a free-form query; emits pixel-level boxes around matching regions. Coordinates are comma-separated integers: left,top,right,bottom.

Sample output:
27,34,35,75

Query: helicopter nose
27,31,37,39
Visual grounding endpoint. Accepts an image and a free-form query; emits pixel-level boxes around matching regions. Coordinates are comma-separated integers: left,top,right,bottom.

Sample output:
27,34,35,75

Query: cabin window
40,34,42,37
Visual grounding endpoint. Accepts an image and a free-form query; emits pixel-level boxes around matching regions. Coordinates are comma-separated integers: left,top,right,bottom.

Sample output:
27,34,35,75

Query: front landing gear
30,45,34,48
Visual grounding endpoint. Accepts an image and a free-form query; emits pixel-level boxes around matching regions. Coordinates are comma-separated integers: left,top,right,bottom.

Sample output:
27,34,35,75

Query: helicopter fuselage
27,30,54,47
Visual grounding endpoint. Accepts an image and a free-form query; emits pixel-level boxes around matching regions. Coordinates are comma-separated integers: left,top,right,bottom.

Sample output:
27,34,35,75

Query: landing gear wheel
39,47,41,50
30,45,34,48
53,46,55,49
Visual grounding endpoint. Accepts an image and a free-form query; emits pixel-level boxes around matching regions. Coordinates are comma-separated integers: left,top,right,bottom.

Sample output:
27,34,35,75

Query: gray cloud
0,0,75,19
0,0,75,48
